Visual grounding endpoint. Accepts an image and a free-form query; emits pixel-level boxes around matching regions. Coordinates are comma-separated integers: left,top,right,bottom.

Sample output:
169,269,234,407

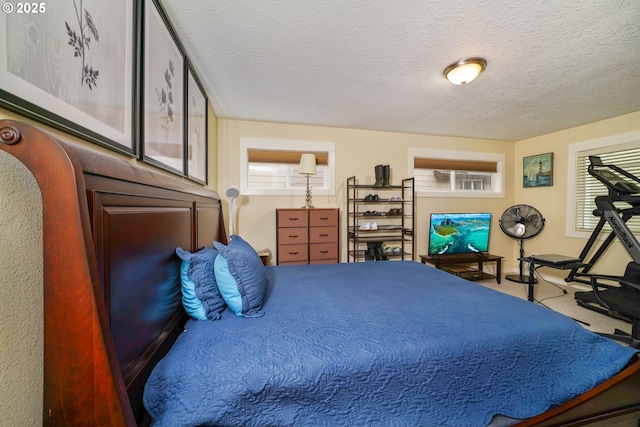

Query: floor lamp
299,154,317,209
225,186,239,237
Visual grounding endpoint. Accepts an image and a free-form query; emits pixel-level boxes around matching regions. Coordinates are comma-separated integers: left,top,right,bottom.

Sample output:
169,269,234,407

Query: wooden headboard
0,120,226,426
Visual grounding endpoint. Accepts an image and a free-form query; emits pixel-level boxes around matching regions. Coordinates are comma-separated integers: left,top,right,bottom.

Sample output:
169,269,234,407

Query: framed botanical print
186,65,208,184
0,0,136,153
523,152,553,187
142,0,184,174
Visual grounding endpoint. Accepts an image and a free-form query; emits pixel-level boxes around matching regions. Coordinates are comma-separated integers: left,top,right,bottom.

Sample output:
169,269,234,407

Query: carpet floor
475,270,633,340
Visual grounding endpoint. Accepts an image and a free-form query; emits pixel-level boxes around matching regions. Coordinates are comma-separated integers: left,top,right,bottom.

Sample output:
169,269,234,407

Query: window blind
575,147,640,233
248,149,328,165
413,158,497,173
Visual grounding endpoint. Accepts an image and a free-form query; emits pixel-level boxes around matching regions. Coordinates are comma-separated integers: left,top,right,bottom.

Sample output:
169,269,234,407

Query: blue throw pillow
176,247,226,320
213,235,266,317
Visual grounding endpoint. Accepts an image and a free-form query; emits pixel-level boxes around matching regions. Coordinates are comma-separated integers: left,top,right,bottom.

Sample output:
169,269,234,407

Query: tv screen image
428,213,491,255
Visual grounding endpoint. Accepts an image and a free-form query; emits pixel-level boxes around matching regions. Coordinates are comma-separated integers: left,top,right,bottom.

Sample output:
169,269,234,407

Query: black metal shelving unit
346,176,415,262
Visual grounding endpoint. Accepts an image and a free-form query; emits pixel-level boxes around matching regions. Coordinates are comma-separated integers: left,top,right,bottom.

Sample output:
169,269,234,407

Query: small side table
420,253,503,284
523,254,584,302
257,249,271,266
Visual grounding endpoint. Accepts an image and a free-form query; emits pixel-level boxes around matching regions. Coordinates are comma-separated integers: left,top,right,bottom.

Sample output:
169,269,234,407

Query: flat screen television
428,213,491,255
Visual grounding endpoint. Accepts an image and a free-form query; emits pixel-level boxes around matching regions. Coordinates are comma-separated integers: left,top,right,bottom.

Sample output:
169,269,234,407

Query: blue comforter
144,261,637,426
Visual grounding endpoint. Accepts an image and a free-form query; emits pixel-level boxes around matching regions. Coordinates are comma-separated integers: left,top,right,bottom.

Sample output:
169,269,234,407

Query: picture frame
186,65,208,184
523,152,553,187
142,0,185,175
0,0,136,154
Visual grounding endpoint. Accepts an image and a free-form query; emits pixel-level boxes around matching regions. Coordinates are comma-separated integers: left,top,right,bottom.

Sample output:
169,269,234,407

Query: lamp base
301,175,313,209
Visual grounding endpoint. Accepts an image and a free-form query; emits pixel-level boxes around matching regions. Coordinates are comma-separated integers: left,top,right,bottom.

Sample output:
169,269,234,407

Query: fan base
505,274,538,284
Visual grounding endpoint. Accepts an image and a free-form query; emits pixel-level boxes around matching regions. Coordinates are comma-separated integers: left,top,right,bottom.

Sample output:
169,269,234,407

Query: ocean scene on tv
428,213,491,255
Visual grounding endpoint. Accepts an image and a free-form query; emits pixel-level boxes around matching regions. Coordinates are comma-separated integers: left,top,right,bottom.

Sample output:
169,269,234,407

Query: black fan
499,205,545,283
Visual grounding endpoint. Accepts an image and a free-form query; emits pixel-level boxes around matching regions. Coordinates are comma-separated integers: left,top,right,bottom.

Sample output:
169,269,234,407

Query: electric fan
499,204,545,283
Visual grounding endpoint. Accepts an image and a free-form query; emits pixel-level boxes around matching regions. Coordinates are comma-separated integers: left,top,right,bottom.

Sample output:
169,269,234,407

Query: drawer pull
319,233,329,237
288,234,299,238
320,250,329,254
288,251,299,255
319,217,329,220
288,218,299,221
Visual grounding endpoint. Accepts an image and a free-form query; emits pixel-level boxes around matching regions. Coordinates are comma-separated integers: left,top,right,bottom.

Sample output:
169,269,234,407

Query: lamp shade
443,57,487,85
299,153,317,175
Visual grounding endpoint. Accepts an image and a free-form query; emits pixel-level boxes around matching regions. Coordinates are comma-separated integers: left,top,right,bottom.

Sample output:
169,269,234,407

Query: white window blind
575,147,640,234
240,138,336,196
247,162,327,191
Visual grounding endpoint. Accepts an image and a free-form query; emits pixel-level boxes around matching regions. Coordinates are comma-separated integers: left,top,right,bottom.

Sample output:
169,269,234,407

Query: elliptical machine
567,156,640,332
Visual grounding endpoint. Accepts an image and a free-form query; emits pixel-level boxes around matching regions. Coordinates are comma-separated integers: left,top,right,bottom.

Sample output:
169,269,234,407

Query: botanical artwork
65,0,100,90
157,60,176,142
523,152,553,187
143,0,184,172
187,69,207,183
0,0,134,150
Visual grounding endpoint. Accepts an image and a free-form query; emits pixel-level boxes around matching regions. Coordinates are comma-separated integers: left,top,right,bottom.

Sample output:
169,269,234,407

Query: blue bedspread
144,261,637,427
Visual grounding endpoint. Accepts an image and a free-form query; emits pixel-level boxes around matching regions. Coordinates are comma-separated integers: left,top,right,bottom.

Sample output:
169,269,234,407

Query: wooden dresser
276,208,339,265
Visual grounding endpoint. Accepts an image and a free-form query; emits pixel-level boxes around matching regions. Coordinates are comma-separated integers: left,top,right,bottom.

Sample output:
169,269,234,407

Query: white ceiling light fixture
443,57,487,85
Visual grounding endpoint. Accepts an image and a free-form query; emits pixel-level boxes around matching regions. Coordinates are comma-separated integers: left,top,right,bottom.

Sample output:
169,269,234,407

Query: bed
1,119,640,426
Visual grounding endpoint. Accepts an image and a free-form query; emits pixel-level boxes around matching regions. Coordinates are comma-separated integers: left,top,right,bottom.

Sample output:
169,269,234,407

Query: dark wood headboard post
0,120,135,425
1,120,226,426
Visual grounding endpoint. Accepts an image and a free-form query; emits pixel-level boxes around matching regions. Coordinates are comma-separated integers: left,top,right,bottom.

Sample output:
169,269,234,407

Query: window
240,138,335,196
567,131,640,238
409,148,505,198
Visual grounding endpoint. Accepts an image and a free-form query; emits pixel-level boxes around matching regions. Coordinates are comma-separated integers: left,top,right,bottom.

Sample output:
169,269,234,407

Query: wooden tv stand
420,253,503,284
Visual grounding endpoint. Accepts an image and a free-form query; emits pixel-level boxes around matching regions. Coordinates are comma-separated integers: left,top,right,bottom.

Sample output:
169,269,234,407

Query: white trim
240,137,336,196
565,130,640,238
408,148,505,198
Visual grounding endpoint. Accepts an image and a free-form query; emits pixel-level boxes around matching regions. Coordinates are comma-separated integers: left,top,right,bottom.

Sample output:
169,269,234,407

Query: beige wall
217,119,515,265
0,149,43,425
218,113,640,275
512,111,640,282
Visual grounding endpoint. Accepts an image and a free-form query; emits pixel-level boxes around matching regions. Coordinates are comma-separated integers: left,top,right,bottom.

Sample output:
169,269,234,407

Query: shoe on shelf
364,194,379,202
369,221,378,230
359,221,371,230
393,246,401,255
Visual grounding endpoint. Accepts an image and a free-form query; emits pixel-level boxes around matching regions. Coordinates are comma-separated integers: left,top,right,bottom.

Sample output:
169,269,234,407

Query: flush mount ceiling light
443,57,487,85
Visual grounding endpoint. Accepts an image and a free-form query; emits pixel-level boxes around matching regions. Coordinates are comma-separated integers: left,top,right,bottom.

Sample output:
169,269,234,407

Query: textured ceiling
161,0,640,141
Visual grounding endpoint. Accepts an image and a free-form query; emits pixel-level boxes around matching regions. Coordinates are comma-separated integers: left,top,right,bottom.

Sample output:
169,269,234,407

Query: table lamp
299,153,316,209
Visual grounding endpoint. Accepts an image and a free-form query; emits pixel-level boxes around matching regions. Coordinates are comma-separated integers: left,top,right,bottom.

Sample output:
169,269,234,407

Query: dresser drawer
278,227,309,245
310,258,338,265
310,242,338,261
277,210,309,228
276,208,339,265
278,244,308,263
309,209,338,227
309,226,337,243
